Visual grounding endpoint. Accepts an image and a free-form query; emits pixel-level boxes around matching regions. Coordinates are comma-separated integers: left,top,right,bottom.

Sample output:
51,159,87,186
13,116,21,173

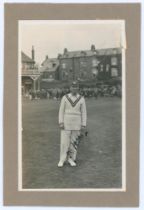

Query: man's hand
59,123,64,129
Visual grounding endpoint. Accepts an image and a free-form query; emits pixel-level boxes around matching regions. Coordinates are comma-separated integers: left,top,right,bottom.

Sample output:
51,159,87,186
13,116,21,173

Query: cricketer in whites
58,81,87,167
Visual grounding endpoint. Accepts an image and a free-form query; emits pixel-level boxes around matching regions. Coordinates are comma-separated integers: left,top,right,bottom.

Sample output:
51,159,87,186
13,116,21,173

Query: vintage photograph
19,20,126,190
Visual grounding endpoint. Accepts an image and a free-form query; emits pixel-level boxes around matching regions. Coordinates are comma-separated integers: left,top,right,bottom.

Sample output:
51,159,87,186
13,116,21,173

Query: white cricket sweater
59,93,87,130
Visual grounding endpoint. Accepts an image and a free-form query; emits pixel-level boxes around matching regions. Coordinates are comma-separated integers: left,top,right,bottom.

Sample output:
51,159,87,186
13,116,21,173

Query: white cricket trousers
59,130,80,163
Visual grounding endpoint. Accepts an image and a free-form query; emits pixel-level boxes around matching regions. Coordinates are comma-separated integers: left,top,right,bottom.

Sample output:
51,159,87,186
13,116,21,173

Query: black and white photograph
19,20,126,191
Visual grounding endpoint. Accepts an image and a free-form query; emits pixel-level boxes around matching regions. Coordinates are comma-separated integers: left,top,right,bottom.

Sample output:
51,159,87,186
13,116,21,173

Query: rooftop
40,58,59,72
59,48,122,59
21,51,35,63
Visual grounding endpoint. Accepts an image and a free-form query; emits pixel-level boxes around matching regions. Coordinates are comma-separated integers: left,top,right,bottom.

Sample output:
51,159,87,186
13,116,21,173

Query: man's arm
58,96,65,128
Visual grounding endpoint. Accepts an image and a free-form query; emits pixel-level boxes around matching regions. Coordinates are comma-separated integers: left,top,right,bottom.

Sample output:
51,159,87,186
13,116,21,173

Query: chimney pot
32,46,35,60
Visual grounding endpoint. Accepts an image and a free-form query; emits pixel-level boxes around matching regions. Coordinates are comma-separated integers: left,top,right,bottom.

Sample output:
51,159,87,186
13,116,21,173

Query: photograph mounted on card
4,3,140,207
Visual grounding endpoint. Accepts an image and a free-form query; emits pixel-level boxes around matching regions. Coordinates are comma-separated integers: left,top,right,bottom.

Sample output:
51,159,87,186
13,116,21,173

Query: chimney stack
64,48,68,54
91,44,96,51
32,46,35,60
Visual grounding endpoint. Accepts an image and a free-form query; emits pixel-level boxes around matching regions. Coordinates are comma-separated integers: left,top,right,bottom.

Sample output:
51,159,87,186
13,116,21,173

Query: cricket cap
71,81,79,88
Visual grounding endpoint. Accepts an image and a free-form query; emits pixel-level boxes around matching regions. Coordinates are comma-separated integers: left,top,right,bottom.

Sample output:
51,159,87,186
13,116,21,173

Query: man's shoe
68,158,76,167
58,161,64,167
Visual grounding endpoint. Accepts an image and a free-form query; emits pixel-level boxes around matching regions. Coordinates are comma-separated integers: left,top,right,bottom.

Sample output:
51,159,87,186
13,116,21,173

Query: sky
19,20,126,65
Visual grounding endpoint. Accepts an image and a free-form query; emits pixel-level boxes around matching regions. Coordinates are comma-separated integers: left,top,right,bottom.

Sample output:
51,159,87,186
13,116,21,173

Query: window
106,64,110,72
100,64,104,72
92,59,99,67
111,57,117,65
62,63,66,69
111,68,118,77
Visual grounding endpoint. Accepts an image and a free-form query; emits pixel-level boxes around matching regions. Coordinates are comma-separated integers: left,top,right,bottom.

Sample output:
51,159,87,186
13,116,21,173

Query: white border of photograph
18,20,126,192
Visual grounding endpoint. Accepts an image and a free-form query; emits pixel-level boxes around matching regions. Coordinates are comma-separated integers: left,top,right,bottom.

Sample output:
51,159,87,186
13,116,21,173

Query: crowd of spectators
26,84,122,100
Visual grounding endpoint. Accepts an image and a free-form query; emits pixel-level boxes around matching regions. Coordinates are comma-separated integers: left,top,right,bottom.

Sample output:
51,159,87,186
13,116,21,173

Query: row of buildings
21,45,122,95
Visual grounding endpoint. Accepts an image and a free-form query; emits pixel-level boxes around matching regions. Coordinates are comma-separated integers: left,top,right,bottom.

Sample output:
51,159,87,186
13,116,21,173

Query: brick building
40,56,59,81
40,56,60,89
58,45,121,83
23,45,122,91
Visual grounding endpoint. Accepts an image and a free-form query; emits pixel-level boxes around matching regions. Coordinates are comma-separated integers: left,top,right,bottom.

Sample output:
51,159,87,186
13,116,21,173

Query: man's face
70,86,79,95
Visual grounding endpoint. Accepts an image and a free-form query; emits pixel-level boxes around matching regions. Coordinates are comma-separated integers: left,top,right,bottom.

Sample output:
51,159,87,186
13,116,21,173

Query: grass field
22,97,122,189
